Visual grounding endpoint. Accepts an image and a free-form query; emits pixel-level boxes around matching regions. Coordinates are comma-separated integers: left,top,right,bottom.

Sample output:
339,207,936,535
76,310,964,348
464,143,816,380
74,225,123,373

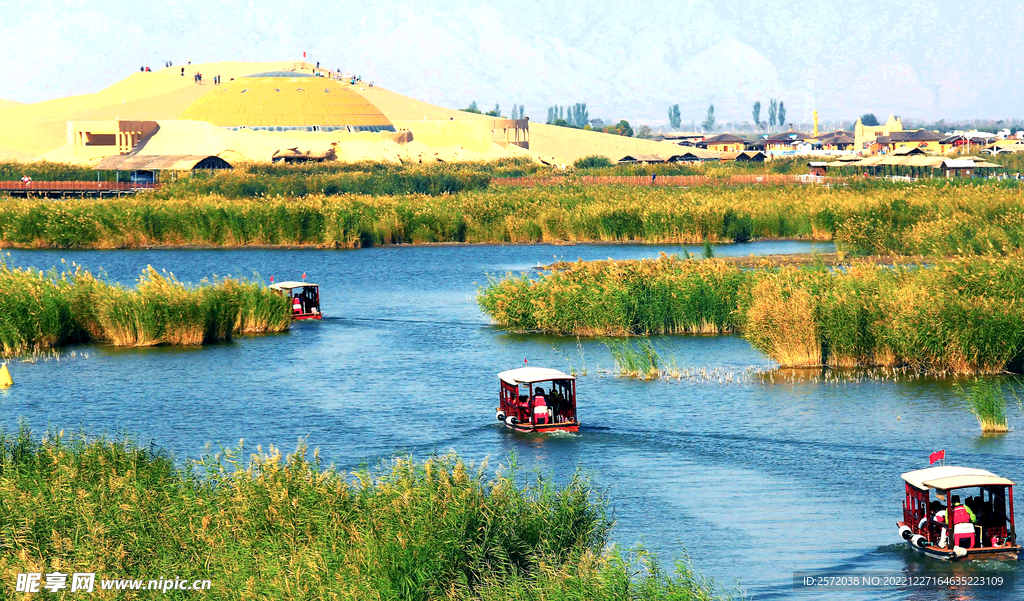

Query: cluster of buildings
632,115,1024,177
651,115,1024,159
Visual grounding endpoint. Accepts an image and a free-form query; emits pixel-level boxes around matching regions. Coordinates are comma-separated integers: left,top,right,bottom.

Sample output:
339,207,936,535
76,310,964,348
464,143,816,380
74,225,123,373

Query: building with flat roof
67,120,159,160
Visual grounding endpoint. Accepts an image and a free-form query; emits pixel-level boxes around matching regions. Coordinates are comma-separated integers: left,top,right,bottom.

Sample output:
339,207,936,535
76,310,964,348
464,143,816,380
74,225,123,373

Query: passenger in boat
531,388,549,425
550,388,570,422
292,296,302,314
937,495,977,548
921,500,944,530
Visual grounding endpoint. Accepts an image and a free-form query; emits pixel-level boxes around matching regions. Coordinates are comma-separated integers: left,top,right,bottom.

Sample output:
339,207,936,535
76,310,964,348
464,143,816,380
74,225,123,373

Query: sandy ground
4,60,711,165
0,61,306,160
351,85,704,163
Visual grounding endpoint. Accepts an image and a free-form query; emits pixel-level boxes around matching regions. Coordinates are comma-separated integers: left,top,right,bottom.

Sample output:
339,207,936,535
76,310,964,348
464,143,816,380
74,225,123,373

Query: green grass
603,338,664,380
0,427,729,600
957,379,1009,433
0,260,290,356
479,255,1024,374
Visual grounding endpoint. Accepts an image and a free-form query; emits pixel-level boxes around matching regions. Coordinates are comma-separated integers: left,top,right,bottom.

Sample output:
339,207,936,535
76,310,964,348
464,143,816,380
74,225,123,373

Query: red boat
270,281,322,320
496,367,579,433
897,465,1020,561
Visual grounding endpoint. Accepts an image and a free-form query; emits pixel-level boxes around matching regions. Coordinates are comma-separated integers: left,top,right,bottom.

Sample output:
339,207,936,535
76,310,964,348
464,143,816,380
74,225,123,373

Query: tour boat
269,281,322,320
897,465,1020,561
496,367,579,433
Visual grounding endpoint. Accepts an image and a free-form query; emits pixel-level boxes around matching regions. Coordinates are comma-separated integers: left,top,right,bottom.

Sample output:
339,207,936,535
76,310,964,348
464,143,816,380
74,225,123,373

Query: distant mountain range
2,0,1021,125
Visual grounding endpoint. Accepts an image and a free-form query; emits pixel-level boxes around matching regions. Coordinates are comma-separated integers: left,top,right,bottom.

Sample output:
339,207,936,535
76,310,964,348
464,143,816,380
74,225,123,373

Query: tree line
666,99,788,133
460,101,526,119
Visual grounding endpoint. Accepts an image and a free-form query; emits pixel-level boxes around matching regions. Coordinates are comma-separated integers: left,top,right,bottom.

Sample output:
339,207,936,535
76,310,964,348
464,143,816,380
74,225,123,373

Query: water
3,240,1021,600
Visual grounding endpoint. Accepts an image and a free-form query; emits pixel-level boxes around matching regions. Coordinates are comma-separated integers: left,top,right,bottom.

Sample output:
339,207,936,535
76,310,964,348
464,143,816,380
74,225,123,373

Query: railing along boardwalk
0,181,160,198
491,174,840,187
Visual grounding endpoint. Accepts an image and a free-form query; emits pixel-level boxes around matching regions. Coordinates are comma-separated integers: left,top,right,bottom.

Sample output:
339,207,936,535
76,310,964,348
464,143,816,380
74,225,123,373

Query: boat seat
952,522,975,549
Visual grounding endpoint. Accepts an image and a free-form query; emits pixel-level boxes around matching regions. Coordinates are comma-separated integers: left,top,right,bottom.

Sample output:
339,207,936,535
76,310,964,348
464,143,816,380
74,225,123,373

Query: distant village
619,114,1024,179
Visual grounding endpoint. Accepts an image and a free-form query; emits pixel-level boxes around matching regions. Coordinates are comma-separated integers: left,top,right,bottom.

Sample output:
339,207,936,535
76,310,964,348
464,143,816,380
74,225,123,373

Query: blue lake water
2,240,1021,600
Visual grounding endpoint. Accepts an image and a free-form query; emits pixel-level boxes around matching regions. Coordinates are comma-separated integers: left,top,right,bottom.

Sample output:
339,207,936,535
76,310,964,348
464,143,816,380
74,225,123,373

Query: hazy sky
2,0,1022,126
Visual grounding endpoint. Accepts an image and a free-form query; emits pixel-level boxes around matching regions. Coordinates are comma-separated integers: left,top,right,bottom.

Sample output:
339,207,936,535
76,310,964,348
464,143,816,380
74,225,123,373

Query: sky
1,0,1022,127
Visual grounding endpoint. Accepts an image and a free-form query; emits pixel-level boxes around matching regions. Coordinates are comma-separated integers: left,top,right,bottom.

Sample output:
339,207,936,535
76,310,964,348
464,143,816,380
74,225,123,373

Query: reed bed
0,260,289,356
0,427,728,600
480,255,1024,374
480,254,747,337
957,379,1010,433
603,338,665,380
1,181,1023,253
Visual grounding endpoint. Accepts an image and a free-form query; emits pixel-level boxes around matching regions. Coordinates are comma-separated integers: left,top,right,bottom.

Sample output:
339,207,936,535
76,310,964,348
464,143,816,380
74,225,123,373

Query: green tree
768,99,778,131
485,103,501,117
752,101,761,130
510,104,525,120
547,106,566,125
636,124,654,139
860,113,879,126
701,104,715,132
668,104,682,130
604,120,633,137
573,155,612,169
462,101,481,114
777,101,786,129
569,103,589,128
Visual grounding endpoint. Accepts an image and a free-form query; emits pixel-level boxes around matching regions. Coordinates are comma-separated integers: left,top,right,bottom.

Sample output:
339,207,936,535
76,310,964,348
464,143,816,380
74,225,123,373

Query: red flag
929,450,945,465
302,272,306,280
303,51,306,58
270,275,274,283
524,358,528,365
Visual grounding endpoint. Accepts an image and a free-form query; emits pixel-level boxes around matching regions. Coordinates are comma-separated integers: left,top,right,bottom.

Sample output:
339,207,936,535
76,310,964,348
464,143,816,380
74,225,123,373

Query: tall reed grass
0,427,728,600
2,181,1022,253
957,379,1010,433
0,260,289,356
604,338,665,380
480,255,1024,374
479,254,745,337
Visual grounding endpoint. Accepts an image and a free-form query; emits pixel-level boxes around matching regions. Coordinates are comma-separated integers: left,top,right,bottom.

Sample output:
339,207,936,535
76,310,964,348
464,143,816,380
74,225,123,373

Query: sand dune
0,61,308,160
351,85,699,163
4,60,703,166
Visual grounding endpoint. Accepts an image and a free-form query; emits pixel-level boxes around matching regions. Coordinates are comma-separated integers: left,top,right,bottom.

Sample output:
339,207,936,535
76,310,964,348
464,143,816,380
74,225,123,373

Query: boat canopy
498,367,575,385
902,466,1015,491
270,281,319,291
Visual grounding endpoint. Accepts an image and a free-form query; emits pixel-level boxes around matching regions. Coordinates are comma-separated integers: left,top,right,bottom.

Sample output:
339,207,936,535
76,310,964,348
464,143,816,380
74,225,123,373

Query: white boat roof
269,281,319,290
498,367,575,385
902,466,1014,490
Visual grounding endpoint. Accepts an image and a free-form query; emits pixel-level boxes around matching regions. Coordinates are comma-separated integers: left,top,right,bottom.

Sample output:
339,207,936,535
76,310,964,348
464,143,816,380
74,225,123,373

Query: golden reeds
481,254,1024,374
0,259,290,356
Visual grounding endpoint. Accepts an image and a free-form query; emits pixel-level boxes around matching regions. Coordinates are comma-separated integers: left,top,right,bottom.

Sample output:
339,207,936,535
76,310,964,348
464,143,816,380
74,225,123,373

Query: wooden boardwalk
0,181,160,198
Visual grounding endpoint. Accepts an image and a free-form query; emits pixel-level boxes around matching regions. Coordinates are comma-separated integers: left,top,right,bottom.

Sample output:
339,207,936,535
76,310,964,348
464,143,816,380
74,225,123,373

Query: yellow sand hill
2,60,696,165
352,85,694,163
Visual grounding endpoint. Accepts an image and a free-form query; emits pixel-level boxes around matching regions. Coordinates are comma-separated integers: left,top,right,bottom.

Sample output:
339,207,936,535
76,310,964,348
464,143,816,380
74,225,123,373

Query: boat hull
904,540,1020,561
292,313,322,321
897,523,1020,561
504,421,579,434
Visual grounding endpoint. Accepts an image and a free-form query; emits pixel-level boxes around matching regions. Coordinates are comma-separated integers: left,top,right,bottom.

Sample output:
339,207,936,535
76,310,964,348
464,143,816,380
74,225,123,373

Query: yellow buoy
0,363,12,388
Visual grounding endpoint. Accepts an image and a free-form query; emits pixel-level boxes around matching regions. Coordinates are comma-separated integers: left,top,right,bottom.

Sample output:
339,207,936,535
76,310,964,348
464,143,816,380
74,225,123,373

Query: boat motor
505,415,518,426
898,525,913,541
496,411,506,422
